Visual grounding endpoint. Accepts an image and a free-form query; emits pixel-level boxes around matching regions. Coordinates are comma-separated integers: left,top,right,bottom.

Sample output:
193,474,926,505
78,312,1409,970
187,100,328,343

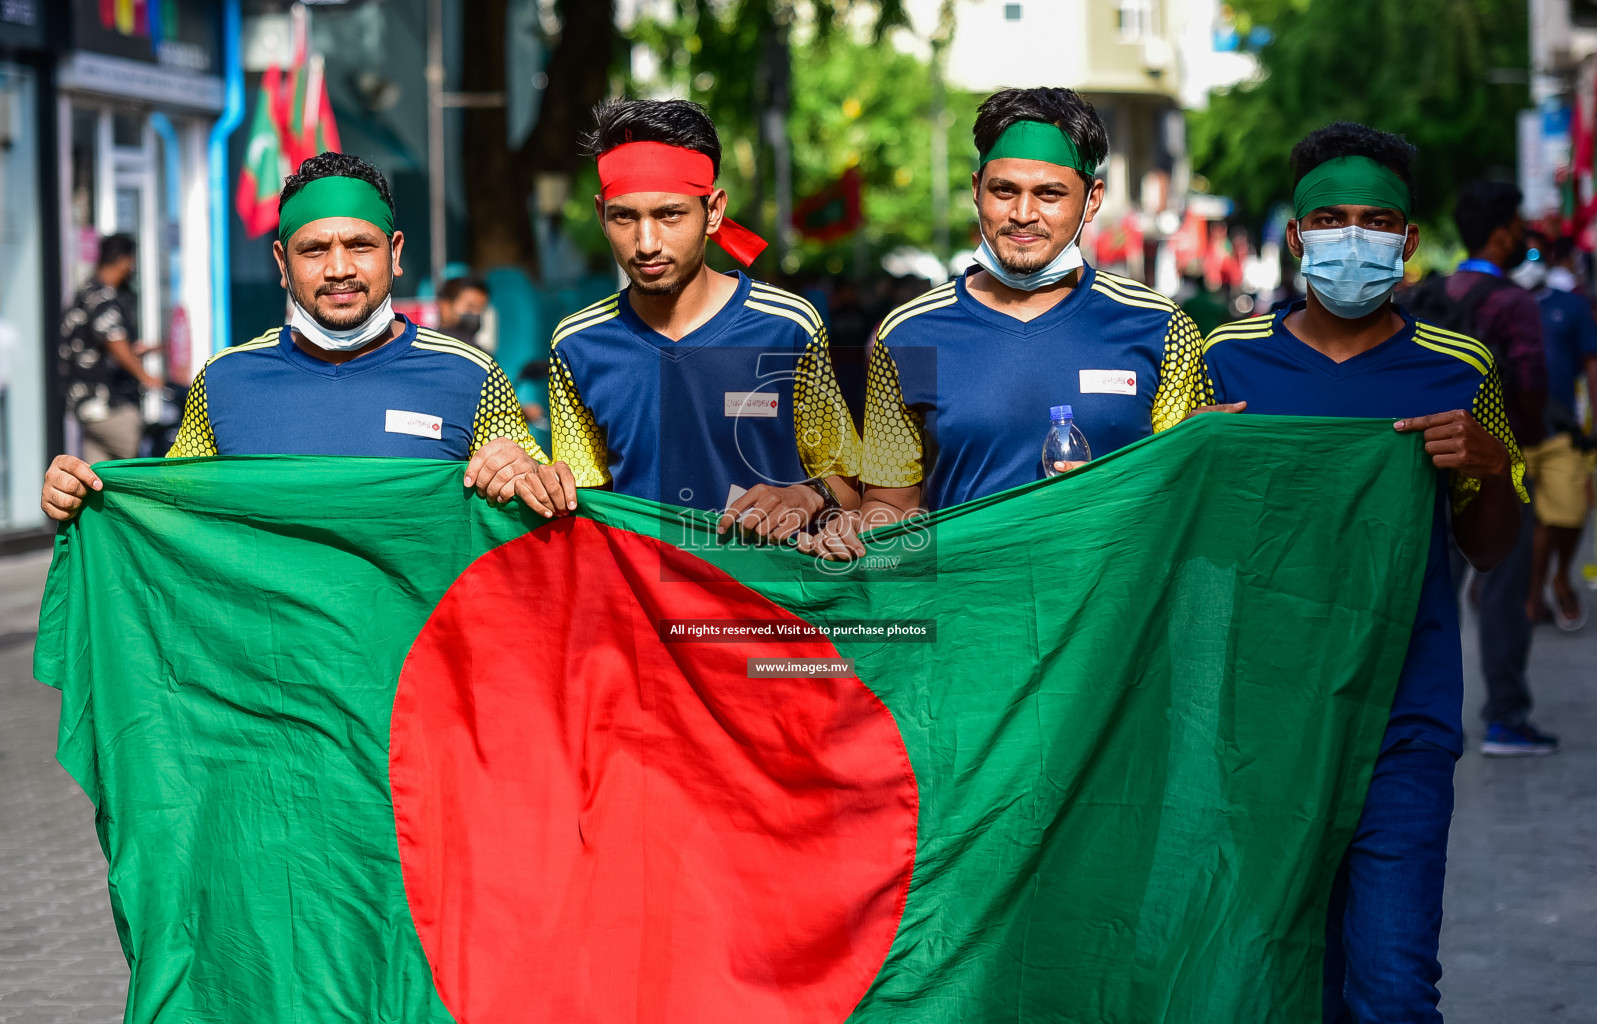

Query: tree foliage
1189,0,1529,229
619,0,976,275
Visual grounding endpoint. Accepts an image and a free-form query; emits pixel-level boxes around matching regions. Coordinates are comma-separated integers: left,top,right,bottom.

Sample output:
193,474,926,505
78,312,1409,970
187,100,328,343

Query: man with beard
802,87,1215,559
548,99,861,542
41,152,575,520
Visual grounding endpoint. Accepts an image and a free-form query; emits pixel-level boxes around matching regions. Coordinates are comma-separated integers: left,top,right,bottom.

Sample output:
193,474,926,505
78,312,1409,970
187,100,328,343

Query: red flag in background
233,8,342,239
792,168,863,244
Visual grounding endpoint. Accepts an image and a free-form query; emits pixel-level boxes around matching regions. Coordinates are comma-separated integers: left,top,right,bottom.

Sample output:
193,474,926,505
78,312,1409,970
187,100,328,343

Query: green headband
979,120,1097,178
278,176,395,243
1293,155,1412,220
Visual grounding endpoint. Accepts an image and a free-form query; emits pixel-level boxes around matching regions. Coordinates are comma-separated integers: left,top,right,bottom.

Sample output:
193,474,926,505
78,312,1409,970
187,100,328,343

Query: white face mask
1299,226,1406,319
289,294,396,352
972,201,1090,292
1509,261,1547,291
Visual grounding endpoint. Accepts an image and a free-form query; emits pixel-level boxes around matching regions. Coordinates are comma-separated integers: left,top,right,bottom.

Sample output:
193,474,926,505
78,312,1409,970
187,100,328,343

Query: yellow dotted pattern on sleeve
548,354,611,487
794,328,863,480
1151,310,1215,432
860,339,925,487
165,366,218,458
472,362,548,462
1452,362,1529,512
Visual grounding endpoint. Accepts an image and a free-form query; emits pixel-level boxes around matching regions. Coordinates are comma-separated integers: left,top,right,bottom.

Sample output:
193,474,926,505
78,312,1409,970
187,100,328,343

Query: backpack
1403,271,1513,356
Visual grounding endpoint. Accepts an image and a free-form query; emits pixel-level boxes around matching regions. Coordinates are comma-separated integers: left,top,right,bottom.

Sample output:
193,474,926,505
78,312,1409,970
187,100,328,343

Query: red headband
597,141,768,267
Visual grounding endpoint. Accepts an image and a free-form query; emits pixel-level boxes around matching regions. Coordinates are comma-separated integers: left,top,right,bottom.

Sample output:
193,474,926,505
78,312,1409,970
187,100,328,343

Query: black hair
1550,235,1576,264
1452,180,1522,253
279,152,396,223
98,233,136,266
971,88,1109,181
583,98,722,179
1289,122,1416,188
439,276,489,303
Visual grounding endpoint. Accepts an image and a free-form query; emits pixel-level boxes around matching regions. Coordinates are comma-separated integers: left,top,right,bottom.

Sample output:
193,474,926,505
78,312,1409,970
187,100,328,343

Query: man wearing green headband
42,152,576,521
800,87,1213,559
1203,123,1529,1023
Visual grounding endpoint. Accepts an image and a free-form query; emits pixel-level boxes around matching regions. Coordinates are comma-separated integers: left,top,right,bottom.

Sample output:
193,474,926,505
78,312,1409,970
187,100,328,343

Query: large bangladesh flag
36,416,1433,1023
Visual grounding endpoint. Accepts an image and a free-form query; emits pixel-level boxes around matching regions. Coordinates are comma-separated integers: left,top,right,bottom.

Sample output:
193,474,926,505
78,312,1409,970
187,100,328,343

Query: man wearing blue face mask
800,87,1215,558
1204,123,1528,1024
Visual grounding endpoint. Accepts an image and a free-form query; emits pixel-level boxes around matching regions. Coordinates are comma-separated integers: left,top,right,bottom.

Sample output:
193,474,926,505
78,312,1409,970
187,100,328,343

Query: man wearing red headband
548,99,861,541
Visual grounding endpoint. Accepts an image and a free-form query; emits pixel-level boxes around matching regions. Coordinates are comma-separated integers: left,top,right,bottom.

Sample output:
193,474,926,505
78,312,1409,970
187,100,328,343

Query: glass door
0,64,44,529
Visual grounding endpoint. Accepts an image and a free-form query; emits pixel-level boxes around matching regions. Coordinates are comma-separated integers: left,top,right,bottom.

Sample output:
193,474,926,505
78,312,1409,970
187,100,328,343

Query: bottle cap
1050,404,1073,421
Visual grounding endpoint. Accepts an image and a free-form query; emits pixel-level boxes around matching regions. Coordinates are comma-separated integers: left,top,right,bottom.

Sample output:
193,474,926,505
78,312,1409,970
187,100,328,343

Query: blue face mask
973,203,1089,291
1299,226,1407,319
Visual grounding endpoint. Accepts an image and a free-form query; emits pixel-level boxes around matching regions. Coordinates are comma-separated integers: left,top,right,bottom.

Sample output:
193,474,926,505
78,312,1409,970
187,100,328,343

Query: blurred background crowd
0,0,1593,556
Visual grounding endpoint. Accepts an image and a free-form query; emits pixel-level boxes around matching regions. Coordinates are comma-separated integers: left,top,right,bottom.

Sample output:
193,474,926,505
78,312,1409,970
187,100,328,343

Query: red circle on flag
391,519,917,1023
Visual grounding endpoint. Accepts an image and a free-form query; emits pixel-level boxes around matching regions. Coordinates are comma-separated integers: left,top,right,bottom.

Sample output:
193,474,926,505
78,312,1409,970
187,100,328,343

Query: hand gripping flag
36,415,1433,1023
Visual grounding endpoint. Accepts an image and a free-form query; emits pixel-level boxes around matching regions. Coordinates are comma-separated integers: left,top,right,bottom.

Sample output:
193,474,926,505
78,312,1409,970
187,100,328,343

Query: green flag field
34,415,1433,1023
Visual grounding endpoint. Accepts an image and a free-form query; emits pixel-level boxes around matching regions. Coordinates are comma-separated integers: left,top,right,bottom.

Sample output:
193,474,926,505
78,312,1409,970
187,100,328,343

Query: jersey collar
955,263,1097,335
617,270,752,358
279,313,418,378
1456,258,1504,278
1270,300,1420,376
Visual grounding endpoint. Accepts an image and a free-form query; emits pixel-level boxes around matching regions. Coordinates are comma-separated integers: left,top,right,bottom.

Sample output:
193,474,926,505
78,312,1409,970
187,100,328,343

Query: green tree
615,0,977,276
1189,0,1529,230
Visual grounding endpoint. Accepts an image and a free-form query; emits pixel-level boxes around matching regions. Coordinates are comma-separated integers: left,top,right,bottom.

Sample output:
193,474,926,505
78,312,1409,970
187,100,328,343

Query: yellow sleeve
1151,310,1214,432
471,362,547,462
794,327,863,480
166,366,218,458
1452,363,1529,513
860,338,925,488
548,351,611,487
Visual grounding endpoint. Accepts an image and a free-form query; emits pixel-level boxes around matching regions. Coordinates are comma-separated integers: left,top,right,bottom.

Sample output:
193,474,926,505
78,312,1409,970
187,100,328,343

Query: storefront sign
0,0,44,50
70,0,221,74
58,50,224,112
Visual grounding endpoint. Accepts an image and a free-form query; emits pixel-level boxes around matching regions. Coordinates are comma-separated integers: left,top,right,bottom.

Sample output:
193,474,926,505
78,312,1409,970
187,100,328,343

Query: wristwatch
804,477,843,527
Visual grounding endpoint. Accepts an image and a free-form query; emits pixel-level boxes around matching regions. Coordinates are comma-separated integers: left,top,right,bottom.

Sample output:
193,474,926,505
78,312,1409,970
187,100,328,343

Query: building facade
0,0,229,541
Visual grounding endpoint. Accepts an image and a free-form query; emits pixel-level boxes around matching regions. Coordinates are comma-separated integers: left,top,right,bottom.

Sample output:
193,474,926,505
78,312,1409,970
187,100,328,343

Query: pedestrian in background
1443,182,1557,756
1523,234,1597,632
57,234,162,462
436,275,493,352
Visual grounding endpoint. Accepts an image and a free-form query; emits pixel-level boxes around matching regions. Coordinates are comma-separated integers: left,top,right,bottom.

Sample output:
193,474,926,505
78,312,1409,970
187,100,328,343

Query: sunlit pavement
1,545,1593,1023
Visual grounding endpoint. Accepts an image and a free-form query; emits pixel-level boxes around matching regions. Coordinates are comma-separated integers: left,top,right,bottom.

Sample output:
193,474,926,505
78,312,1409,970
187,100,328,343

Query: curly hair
279,152,396,221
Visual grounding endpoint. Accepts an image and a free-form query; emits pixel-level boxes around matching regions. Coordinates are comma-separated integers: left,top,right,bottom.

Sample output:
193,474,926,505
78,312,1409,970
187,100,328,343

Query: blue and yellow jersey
547,272,861,511
861,266,1211,510
167,317,544,461
1204,303,1529,757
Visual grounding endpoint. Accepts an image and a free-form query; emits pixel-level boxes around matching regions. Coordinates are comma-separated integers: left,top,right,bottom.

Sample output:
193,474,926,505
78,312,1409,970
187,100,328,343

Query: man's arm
94,297,161,391
796,483,923,560
794,339,925,560
720,327,865,541
547,351,612,489
1396,366,1528,571
1151,311,1217,431
465,363,574,516
1492,287,1547,444
165,366,218,458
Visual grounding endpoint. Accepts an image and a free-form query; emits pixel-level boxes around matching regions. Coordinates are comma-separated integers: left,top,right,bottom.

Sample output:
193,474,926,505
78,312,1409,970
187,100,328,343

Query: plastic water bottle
1042,405,1091,477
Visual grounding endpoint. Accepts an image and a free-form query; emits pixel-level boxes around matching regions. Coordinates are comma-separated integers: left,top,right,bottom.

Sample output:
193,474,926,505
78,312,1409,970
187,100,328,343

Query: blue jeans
1323,740,1456,1023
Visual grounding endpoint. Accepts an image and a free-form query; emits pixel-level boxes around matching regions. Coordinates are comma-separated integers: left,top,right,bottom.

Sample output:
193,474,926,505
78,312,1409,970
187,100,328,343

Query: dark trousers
1475,489,1536,726
1323,741,1456,1024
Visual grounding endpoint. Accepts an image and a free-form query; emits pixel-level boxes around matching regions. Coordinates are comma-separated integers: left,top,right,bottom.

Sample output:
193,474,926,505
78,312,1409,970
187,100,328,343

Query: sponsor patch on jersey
1078,370,1139,396
725,392,780,418
386,409,444,439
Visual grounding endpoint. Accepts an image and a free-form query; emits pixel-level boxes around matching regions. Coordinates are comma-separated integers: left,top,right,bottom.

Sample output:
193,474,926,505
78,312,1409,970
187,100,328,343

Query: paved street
1,545,1593,1023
